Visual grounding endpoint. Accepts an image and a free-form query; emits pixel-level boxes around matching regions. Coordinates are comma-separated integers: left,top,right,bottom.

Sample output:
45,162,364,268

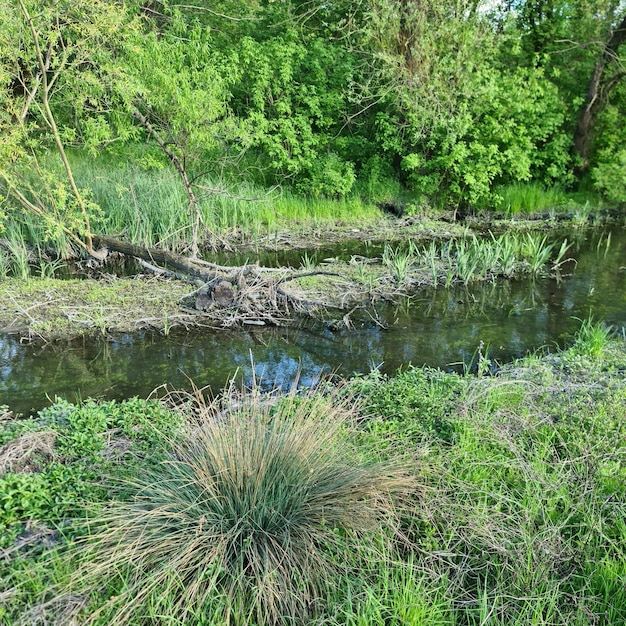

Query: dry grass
14,593,89,626
0,432,57,476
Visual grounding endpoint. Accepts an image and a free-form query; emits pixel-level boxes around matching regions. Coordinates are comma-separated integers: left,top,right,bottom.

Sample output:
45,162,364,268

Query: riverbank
2,214,619,342
1,333,625,624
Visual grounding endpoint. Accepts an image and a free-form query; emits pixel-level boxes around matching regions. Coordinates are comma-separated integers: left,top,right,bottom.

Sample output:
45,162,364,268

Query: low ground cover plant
1,327,625,624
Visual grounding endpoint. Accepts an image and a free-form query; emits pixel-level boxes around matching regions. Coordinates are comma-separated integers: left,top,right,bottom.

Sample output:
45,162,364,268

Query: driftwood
93,234,226,283
92,234,345,327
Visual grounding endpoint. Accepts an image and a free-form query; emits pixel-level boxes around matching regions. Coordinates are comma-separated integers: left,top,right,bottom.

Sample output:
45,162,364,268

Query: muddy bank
0,215,621,342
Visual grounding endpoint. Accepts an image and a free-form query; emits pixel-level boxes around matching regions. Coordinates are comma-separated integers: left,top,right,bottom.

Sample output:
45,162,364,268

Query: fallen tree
93,234,349,328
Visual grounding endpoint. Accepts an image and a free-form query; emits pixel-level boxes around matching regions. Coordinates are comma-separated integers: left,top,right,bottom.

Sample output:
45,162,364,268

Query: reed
2,227,31,280
495,183,567,215
382,243,414,285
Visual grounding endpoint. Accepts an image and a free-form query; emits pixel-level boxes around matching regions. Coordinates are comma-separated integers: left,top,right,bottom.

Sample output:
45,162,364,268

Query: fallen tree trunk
92,234,226,283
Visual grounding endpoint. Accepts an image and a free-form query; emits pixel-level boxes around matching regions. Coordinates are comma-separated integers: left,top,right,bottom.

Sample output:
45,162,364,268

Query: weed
4,234,31,281
37,257,65,279
300,251,316,271
521,233,554,274
597,231,612,258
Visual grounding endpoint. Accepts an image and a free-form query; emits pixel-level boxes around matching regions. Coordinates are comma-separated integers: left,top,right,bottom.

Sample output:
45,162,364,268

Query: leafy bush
350,367,464,447
68,387,415,625
298,152,356,197
0,398,180,545
592,149,626,204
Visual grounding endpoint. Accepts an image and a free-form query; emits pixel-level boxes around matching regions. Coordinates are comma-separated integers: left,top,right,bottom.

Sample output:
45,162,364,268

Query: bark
92,234,222,282
574,14,626,172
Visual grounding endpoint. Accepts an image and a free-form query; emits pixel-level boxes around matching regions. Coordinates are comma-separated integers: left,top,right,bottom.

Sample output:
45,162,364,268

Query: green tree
0,0,136,255
120,7,240,254
355,0,573,206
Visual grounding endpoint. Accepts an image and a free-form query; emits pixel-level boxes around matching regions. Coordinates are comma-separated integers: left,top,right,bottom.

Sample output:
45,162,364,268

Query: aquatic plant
382,244,414,285
519,233,554,274
70,387,414,625
572,316,613,358
300,251,316,271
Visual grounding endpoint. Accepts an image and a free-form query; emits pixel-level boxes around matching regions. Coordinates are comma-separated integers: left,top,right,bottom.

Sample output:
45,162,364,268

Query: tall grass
571,315,613,357
495,183,567,215
0,226,31,280
68,155,379,252
68,386,415,625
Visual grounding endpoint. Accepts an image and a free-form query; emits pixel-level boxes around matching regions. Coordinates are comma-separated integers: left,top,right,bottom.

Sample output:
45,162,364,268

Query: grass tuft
68,386,415,625
571,315,613,358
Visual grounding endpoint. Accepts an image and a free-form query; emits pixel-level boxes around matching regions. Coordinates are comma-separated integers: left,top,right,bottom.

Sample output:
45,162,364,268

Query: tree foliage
0,0,624,253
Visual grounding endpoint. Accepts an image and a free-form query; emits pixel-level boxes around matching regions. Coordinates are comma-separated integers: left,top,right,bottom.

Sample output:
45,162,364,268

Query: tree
573,12,626,172
0,0,136,256
119,8,240,255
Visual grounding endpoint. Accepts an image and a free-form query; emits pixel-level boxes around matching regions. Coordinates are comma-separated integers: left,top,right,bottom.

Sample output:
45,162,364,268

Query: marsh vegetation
2,1,626,622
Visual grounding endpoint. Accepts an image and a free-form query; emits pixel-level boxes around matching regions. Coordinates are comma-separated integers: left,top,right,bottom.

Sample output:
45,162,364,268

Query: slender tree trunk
18,0,94,252
132,109,206,259
574,14,626,173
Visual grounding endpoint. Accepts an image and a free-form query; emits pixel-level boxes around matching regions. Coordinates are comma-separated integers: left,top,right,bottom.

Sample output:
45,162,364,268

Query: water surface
2,228,624,415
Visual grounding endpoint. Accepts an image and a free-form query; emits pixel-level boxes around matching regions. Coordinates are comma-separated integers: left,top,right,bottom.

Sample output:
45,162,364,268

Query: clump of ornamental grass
67,385,416,625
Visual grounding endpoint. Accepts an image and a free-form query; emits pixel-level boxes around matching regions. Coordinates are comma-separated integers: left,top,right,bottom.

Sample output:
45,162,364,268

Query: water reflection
1,227,625,415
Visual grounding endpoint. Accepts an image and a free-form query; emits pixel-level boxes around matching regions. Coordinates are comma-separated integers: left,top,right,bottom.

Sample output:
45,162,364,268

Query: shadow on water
2,227,625,415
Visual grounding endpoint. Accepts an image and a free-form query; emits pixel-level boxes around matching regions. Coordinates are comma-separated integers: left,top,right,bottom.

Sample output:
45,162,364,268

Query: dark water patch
2,227,625,416
211,238,389,269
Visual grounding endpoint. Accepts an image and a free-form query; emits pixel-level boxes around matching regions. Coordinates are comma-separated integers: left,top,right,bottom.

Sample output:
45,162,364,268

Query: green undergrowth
5,152,381,255
1,330,625,624
2,151,614,264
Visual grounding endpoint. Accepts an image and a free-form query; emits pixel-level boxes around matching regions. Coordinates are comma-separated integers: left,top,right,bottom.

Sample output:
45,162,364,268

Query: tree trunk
92,234,220,282
132,109,206,258
574,14,626,173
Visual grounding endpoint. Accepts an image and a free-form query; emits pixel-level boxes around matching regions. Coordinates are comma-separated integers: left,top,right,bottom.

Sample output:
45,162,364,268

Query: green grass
1,337,626,624
571,315,613,358
69,153,380,251
491,182,606,219
59,388,413,625
2,149,382,257
495,182,568,215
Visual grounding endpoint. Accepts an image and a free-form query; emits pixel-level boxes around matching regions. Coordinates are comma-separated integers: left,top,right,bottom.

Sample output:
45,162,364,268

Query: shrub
69,386,415,625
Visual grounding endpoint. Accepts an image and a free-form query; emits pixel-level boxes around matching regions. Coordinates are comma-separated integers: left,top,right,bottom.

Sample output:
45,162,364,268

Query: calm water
1,227,625,415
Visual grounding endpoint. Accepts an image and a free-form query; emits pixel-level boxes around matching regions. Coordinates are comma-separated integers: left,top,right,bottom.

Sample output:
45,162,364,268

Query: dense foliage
1,0,625,249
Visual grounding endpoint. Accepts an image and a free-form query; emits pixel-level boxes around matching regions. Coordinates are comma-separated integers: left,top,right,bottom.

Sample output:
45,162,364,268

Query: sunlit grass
68,154,380,251
494,182,568,215
571,315,613,358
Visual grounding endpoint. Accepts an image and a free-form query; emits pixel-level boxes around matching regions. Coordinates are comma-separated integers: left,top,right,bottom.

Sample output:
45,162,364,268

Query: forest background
1,0,625,258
